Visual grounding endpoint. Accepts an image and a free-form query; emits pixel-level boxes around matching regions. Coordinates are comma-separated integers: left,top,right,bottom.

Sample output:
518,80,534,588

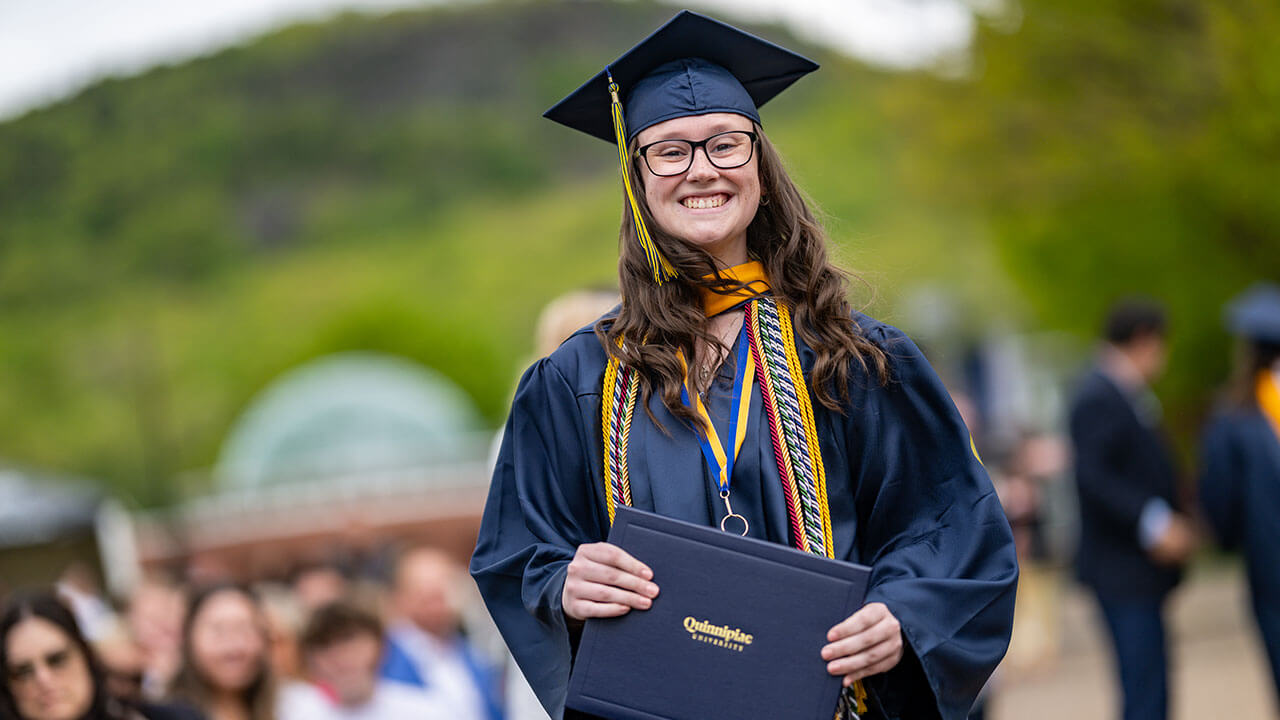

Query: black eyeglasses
636,130,758,177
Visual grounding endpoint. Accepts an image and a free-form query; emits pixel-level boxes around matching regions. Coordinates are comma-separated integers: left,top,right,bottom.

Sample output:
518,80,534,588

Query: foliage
887,0,1280,439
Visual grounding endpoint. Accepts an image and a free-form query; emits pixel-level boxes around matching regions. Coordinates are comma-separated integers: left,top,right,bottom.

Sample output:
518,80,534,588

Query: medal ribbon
677,323,755,528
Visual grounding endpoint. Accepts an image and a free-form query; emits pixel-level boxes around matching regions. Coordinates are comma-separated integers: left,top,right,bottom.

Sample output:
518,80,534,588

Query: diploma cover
566,506,872,720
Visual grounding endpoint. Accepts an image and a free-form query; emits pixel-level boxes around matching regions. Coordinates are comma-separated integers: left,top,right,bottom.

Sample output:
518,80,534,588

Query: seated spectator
93,623,147,706
170,586,275,720
279,602,447,720
255,586,303,683
1,590,202,720
124,579,185,701
380,548,503,720
288,565,347,616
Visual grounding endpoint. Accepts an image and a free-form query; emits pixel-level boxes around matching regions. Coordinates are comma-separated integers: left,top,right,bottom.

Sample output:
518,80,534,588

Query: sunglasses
5,647,75,683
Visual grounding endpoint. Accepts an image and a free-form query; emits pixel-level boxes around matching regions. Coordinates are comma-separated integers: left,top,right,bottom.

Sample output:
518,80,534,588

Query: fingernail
647,584,659,597
641,598,651,608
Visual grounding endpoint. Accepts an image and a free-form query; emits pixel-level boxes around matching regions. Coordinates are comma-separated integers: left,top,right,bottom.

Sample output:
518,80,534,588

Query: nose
31,663,57,688
684,146,719,182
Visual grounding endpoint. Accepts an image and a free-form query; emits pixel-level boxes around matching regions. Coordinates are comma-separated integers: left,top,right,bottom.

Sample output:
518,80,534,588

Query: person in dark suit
1068,299,1195,720
1199,284,1280,712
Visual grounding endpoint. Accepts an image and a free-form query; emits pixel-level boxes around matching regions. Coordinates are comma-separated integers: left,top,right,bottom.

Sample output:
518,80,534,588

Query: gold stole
1257,371,1280,440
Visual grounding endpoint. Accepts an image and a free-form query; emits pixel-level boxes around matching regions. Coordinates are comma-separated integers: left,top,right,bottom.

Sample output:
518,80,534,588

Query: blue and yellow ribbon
677,325,755,494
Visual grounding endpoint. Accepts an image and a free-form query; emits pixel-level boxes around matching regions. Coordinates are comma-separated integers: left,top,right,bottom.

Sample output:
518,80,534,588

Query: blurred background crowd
2,0,1278,719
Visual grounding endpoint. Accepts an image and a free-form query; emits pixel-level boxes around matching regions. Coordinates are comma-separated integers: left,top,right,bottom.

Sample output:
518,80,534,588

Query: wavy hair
597,124,889,427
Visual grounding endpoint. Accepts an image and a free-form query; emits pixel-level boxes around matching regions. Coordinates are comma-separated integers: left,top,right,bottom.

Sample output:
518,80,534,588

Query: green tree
889,0,1280,437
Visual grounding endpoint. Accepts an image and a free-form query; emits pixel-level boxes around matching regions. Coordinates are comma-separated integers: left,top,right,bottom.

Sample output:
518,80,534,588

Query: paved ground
991,563,1276,720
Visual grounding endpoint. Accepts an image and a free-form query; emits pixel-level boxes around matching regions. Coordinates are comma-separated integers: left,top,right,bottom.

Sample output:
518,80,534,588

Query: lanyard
678,321,755,534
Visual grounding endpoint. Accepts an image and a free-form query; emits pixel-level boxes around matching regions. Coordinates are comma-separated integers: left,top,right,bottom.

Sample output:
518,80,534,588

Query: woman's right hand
561,542,660,622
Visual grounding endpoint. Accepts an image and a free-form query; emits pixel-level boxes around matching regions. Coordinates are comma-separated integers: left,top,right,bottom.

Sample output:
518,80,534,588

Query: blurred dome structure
135,353,493,580
214,352,484,490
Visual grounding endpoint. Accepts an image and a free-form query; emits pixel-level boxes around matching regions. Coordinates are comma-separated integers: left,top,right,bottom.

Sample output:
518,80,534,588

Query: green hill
9,0,1270,504
3,1,1011,504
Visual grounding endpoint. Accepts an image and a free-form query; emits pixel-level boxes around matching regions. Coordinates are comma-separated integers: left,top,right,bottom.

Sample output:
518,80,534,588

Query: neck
210,693,249,720
706,235,748,269
400,618,454,644
1101,345,1147,388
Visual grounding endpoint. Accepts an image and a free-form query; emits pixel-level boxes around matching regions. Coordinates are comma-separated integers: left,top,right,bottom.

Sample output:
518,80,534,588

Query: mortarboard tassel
608,70,677,285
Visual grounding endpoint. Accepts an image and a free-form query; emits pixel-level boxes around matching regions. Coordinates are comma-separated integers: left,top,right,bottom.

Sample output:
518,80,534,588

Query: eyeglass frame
635,130,759,177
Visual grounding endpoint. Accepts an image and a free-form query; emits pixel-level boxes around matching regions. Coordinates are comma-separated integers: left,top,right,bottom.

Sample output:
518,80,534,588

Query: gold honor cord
775,305,835,559
607,70,676,284
601,350,638,525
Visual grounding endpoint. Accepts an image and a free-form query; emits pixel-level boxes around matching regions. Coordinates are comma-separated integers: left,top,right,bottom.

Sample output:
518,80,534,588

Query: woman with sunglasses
470,11,1018,720
1,590,203,720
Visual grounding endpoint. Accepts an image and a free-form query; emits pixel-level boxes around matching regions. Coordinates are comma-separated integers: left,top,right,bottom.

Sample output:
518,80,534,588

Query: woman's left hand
821,602,904,686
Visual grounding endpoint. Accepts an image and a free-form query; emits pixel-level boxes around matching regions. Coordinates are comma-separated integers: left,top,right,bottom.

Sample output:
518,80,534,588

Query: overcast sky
0,0,974,121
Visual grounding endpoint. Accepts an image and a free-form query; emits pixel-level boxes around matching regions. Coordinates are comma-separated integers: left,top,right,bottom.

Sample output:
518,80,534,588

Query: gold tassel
608,70,677,284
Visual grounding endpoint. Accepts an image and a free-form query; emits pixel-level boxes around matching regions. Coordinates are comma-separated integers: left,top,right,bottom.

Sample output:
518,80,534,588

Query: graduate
469,11,1017,720
1199,283,1280,709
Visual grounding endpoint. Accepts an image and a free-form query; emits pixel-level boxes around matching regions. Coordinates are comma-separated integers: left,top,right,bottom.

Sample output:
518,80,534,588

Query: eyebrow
6,645,73,671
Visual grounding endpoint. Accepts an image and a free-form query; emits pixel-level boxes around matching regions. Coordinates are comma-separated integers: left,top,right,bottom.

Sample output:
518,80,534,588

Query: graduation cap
1226,283,1280,344
544,10,819,284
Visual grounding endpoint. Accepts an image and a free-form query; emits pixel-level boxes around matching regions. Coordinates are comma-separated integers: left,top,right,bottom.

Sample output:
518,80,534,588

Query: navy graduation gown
470,312,1018,720
1199,408,1280,699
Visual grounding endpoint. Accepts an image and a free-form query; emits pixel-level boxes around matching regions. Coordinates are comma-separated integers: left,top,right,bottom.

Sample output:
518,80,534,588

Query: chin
684,231,745,258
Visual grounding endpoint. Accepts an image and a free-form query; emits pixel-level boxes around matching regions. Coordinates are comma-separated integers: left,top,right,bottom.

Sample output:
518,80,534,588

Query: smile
681,194,729,209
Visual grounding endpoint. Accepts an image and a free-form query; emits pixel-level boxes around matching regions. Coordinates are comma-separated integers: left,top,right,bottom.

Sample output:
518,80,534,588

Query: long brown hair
172,585,276,720
597,124,889,427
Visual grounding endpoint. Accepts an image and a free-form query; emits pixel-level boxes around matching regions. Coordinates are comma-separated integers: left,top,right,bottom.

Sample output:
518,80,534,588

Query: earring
759,194,770,206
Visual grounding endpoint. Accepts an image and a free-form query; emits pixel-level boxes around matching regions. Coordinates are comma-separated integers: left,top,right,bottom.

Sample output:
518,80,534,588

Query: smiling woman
635,114,761,264
171,586,274,720
470,10,1018,720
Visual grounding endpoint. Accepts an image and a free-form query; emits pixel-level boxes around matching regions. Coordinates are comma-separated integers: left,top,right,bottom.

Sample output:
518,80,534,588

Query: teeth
683,195,726,209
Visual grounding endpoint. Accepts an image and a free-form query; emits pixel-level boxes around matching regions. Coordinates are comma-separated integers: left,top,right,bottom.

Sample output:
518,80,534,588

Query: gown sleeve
469,355,605,720
1198,414,1244,550
842,323,1019,720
